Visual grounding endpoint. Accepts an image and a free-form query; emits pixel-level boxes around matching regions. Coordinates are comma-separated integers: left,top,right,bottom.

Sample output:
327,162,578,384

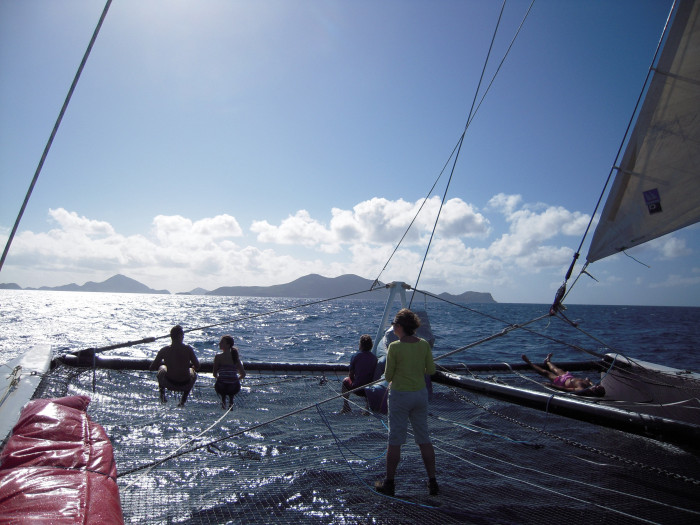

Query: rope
432,313,552,364
411,0,505,302
77,286,380,356
0,0,113,274
411,0,536,306
432,433,699,520
316,403,440,510
113,285,599,480
560,0,677,301
412,286,607,360
0,366,22,407
116,301,591,481
430,442,661,524
117,373,387,478
372,1,535,293
450,388,700,485
121,400,237,491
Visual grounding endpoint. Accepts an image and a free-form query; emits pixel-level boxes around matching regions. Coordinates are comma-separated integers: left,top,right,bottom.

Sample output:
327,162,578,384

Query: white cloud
488,194,589,267
251,210,334,248
515,246,573,270
487,193,522,215
50,208,116,236
649,273,700,288
649,236,691,259
0,194,628,299
152,213,242,246
252,196,490,249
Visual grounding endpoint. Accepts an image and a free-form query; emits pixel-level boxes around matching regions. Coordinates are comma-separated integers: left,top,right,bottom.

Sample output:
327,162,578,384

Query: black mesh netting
33,364,700,524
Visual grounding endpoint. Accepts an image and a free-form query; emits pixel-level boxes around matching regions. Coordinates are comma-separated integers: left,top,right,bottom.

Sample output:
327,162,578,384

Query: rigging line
461,0,536,134
501,361,565,392
410,1,507,306
561,0,677,296
560,319,626,357
117,374,389,477
80,286,379,355
375,1,536,290
433,434,699,517
0,367,22,407
600,359,700,393
315,405,439,510
372,140,460,287
122,401,236,492
179,287,378,336
410,0,536,306
623,250,652,267
319,379,391,442
450,387,700,485
561,261,589,304
433,317,547,364
433,442,662,524
555,313,699,378
501,361,607,400
0,0,113,275
433,414,536,445
412,286,605,359
408,131,463,309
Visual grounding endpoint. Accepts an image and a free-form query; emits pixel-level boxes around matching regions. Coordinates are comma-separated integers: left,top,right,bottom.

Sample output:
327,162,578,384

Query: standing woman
375,308,438,497
213,335,246,409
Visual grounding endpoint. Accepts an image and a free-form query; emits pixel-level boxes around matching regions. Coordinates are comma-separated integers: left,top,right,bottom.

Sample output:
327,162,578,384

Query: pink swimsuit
553,372,574,387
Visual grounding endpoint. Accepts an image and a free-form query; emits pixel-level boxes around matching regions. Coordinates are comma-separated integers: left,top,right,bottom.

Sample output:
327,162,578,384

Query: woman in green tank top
375,308,439,497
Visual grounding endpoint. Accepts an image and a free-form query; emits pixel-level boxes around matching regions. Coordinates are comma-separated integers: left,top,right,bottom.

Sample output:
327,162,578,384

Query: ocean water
2,289,699,371
3,289,700,524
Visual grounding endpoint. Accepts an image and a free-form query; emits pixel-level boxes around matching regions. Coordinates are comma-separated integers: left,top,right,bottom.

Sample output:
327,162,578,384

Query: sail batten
586,0,700,263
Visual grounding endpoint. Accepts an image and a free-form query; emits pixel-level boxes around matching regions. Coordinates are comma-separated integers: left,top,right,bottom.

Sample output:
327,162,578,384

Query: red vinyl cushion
0,396,123,524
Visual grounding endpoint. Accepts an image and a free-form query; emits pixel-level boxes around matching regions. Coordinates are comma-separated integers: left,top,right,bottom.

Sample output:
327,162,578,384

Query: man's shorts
157,366,197,392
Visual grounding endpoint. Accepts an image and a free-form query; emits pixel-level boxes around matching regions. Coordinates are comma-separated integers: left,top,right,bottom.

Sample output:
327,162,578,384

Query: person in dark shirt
340,334,377,413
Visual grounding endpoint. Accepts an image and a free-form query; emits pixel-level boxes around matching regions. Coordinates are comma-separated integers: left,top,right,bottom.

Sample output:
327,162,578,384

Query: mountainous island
0,274,170,294
0,273,496,303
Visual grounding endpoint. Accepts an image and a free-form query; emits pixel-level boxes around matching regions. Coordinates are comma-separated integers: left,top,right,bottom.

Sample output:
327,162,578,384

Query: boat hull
600,354,700,425
0,345,52,447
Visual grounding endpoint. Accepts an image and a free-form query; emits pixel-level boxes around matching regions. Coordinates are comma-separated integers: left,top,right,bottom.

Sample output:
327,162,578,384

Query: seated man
340,334,378,413
150,325,200,406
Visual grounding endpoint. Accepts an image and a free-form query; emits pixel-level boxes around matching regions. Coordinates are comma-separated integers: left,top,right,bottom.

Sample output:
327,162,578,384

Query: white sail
587,0,700,263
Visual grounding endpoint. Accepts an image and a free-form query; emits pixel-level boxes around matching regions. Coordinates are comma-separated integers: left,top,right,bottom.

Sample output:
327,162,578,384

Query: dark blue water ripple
1,291,699,372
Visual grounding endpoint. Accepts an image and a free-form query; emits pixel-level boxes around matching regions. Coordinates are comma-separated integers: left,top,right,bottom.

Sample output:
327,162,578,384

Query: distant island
0,274,170,294
1,273,496,303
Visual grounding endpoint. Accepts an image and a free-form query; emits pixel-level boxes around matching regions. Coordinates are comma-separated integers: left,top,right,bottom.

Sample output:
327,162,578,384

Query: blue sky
1,0,697,306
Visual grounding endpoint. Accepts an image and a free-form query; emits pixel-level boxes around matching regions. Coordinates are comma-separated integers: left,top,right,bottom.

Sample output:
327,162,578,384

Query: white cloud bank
1,193,692,301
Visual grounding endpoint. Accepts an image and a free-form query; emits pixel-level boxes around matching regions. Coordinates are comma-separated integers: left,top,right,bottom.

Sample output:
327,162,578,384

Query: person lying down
522,353,605,397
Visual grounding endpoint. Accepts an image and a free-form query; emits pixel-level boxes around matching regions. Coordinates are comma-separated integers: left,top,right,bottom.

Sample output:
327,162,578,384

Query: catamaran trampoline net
34,363,700,524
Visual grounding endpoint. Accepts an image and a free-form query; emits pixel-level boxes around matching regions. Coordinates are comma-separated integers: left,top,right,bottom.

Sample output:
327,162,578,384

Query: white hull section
600,354,700,425
0,345,52,446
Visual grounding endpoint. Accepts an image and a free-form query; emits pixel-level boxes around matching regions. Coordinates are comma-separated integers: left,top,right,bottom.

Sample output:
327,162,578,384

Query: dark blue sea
2,290,699,372
3,290,700,524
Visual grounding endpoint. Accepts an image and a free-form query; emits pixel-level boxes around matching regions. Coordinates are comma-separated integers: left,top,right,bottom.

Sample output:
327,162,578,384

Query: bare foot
521,354,531,364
